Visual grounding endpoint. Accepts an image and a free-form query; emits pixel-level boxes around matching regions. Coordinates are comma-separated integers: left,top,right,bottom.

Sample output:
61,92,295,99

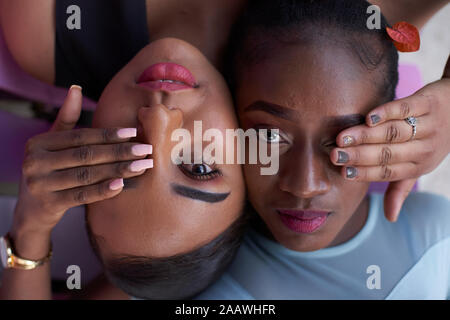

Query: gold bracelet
1,233,52,270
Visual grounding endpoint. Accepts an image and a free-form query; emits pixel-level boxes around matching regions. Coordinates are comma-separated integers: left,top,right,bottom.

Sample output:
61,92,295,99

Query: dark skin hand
0,87,150,299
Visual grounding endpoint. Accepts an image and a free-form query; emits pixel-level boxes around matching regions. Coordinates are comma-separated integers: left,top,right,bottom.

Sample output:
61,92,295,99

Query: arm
372,0,449,29
0,0,55,84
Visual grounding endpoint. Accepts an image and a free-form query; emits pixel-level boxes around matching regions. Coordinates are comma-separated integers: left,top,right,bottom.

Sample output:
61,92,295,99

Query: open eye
179,163,222,181
258,129,283,143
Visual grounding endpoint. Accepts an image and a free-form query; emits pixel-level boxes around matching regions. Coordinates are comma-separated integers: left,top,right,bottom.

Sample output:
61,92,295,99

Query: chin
282,239,327,252
274,231,333,252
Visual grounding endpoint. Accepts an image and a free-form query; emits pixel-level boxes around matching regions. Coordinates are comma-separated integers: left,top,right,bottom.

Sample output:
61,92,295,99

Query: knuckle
75,166,93,184
386,125,400,143
380,165,394,180
69,129,84,144
424,93,438,112
115,162,129,176
380,147,393,166
25,176,40,193
113,143,128,160
102,128,115,143
22,153,39,175
352,148,361,162
24,138,36,156
97,182,109,198
73,190,88,204
400,102,411,118
359,130,370,144
74,145,94,163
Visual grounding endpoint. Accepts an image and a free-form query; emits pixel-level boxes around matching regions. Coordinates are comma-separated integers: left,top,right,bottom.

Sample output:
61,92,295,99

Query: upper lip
137,62,197,87
276,209,331,220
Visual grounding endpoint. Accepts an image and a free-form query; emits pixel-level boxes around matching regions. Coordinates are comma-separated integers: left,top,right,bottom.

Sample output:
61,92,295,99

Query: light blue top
195,192,450,300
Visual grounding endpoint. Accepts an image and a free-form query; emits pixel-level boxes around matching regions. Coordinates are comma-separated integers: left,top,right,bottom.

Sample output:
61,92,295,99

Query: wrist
8,225,52,261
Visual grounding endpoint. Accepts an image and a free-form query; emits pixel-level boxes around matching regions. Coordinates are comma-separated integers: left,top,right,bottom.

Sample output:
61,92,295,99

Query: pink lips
277,209,330,234
137,62,197,92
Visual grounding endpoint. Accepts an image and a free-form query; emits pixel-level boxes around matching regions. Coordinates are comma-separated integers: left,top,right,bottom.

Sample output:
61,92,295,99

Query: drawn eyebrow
171,183,230,203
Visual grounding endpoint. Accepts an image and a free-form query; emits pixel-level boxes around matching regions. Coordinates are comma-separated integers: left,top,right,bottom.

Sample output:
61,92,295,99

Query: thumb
50,85,83,132
384,178,417,222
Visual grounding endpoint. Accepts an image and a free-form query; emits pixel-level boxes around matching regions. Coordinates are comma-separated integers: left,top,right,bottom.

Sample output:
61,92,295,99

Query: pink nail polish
109,178,124,190
70,85,82,92
117,128,137,139
132,144,153,156
130,159,154,172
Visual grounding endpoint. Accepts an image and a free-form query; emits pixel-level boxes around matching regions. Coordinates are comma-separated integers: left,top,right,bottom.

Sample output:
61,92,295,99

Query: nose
278,142,331,199
136,104,183,167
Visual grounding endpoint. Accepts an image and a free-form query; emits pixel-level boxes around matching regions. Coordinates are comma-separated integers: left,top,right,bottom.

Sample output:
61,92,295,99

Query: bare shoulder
0,0,55,84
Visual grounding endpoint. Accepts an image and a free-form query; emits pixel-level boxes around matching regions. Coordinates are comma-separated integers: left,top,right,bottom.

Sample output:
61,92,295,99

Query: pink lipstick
277,209,330,234
137,63,197,91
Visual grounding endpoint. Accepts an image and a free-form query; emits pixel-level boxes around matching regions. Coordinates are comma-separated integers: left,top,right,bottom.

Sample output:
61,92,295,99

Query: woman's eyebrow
171,183,230,203
323,114,366,128
244,100,297,121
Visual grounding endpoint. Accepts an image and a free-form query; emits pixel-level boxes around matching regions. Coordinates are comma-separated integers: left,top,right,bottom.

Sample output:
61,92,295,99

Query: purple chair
0,28,96,183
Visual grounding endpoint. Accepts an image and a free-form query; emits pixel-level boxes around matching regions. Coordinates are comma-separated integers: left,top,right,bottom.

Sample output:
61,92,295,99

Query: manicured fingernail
130,159,154,172
370,114,381,125
342,135,355,146
70,85,82,92
109,178,124,190
346,167,358,179
117,128,137,139
337,151,349,164
132,144,153,156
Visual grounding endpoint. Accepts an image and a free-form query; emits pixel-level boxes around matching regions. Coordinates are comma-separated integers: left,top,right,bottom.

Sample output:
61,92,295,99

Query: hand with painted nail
331,55,450,222
10,85,154,238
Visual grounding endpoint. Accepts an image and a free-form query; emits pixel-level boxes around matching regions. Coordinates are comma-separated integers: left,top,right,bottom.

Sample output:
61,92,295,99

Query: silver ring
405,116,417,141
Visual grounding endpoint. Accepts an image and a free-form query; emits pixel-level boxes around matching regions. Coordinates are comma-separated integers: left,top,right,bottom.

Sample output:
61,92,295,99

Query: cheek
243,164,275,204
332,179,370,216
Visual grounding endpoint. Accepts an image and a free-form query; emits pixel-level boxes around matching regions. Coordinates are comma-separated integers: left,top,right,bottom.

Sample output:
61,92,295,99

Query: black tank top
54,0,150,101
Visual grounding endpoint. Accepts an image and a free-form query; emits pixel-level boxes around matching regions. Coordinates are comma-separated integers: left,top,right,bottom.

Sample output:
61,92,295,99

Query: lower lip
138,81,193,91
137,62,196,92
278,211,329,234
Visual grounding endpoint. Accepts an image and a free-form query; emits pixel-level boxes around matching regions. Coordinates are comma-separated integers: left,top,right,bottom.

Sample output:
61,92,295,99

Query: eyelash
178,163,223,181
254,126,288,144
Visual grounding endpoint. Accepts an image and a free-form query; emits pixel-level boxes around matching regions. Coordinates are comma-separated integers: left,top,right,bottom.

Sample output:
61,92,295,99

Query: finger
50,85,83,132
342,162,418,182
366,94,432,127
383,179,417,222
336,115,432,147
52,178,125,209
331,140,431,167
44,159,153,191
46,143,152,171
443,54,450,78
32,127,137,151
